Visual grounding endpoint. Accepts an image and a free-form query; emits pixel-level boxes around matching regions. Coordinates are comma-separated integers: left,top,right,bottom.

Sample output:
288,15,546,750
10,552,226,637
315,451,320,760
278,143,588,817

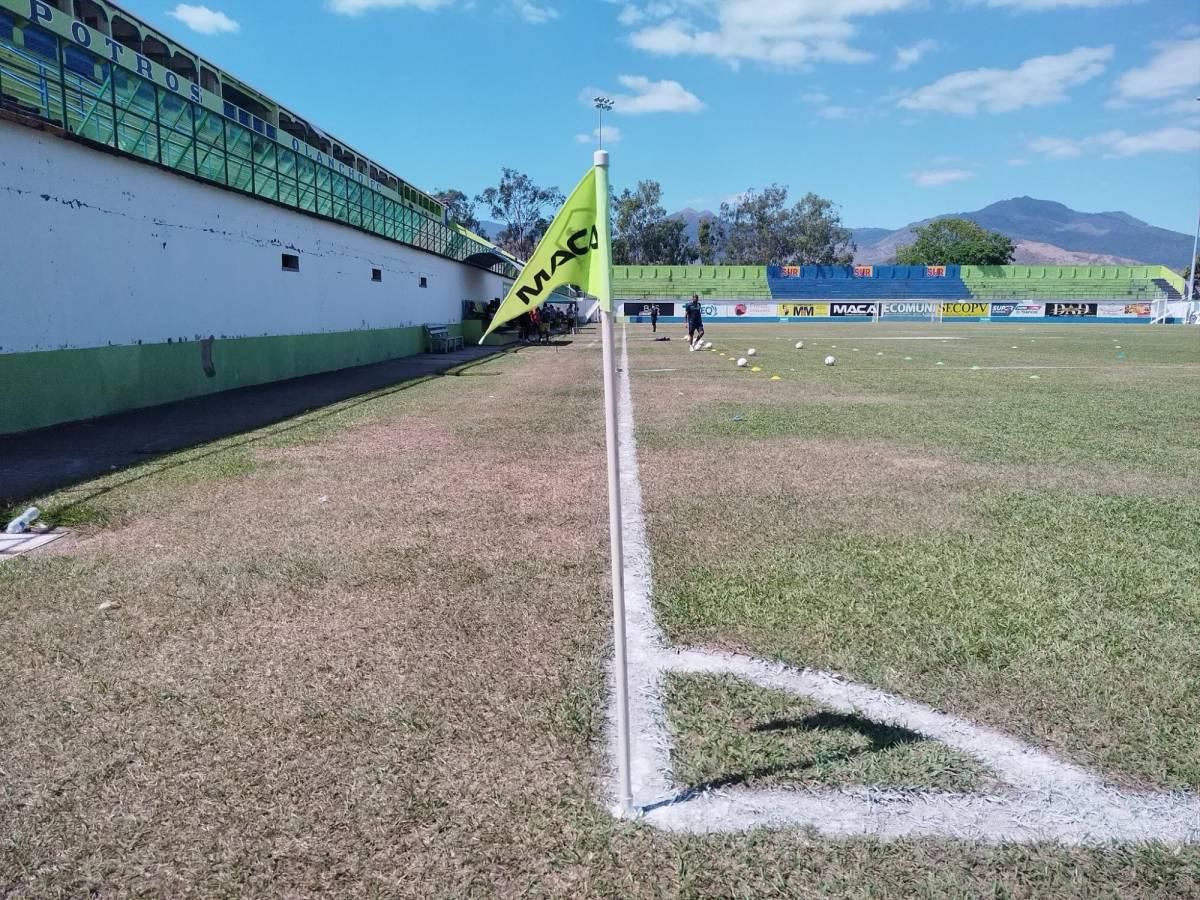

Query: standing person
650,304,659,334
685,295,705,351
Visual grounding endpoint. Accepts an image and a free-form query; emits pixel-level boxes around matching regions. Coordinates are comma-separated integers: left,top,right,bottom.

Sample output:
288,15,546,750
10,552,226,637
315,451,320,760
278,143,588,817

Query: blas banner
480,167,611,341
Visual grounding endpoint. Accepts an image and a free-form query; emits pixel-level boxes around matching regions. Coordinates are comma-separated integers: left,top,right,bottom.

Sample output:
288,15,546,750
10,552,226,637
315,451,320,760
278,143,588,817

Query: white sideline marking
607,325,1200,843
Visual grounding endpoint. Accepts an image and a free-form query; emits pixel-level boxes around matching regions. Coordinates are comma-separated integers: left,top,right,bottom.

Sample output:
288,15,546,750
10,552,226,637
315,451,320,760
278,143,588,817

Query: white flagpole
595,148,633,816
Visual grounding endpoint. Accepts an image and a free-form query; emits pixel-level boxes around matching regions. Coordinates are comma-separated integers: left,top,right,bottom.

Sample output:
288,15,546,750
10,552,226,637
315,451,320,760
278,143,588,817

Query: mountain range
670,198,1193,268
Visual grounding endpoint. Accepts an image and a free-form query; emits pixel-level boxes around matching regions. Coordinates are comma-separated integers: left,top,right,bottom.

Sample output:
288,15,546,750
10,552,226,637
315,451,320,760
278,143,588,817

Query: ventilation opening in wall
372,268,382,282
282,253,300,272
419,276,428,288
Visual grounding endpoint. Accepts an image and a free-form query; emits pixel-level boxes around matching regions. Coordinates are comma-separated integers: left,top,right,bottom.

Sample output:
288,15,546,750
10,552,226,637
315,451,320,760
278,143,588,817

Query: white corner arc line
607,324,1200,844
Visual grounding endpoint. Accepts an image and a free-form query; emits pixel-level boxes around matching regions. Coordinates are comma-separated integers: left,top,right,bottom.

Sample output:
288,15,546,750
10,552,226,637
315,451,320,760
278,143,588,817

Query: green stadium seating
961,266,1179,301
613,265,772,300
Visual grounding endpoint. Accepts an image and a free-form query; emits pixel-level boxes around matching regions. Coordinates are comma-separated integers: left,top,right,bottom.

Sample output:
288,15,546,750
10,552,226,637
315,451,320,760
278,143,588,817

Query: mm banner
880,301,937,317
1098,302,1151,317
853,266,874,278
733,302,776,317
622,302,675,317
926,266,946,277
989,303,1018,317
1046,302,1098,317
777,303,830,317
831,302,878,317
941,302,990,317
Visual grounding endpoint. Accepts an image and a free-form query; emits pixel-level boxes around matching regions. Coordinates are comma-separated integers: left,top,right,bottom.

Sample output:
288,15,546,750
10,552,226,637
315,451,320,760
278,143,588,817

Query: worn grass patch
666,672,990,793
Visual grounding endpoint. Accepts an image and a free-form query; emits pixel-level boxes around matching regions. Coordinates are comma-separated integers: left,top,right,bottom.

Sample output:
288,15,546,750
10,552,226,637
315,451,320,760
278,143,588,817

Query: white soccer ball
795,341,804,350
747,348,757,357
704,341,713,349
737,357,748,367
824,355,836,366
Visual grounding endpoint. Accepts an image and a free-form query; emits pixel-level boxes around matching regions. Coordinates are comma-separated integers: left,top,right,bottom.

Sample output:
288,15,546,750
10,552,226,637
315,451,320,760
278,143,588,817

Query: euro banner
481,167,610,341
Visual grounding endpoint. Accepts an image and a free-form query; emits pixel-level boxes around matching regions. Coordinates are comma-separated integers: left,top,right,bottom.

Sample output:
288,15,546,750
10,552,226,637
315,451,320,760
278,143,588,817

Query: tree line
436,172,1016,267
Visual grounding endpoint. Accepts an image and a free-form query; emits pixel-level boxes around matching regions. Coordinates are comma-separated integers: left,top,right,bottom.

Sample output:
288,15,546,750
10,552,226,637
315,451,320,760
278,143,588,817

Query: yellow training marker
770,375,782,381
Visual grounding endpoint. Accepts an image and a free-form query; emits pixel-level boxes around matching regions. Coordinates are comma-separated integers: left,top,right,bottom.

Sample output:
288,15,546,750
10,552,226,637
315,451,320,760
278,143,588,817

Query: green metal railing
0,24,511,275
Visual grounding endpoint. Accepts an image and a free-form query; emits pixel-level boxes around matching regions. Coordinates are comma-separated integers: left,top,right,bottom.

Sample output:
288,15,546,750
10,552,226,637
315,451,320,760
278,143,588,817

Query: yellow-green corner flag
481,163,611,342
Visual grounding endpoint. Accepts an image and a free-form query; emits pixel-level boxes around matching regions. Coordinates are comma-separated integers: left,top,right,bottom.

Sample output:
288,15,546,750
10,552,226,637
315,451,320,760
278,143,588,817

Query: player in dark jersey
685,295,705,351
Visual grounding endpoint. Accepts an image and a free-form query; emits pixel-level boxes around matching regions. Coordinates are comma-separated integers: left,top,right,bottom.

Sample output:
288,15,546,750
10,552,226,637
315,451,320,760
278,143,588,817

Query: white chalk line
607,324,1200,844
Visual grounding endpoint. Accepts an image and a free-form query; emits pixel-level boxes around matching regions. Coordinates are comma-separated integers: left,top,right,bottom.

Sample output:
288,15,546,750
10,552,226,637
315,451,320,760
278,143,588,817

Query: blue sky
128,1,1199,234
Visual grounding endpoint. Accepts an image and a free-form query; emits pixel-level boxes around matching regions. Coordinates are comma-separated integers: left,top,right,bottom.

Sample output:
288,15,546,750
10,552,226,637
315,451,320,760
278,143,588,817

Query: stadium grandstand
0,0,520,274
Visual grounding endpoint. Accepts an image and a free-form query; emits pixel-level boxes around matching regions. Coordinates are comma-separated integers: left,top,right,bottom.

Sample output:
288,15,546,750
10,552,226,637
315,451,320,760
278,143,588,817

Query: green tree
475,169,564,260
697,217,718,265
433,188,480,233
894,218,1015,266
718,185,854,265
612,180,696,265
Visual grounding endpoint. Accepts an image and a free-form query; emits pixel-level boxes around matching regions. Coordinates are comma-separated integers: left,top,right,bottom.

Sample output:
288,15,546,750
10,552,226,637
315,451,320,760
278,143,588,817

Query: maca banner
778,303,830,317
830,302,878,317
623,302,675,317
940,302,989,317
1046,303,1098,317
853,266,874,278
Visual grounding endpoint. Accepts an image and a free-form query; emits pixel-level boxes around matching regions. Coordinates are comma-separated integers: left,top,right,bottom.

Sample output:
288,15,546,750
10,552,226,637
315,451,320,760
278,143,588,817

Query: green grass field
2,322,1198,897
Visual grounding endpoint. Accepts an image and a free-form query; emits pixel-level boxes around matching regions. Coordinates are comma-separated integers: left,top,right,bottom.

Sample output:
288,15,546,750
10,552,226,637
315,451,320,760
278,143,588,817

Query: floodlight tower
594,96,615,149
1188,97,1200,312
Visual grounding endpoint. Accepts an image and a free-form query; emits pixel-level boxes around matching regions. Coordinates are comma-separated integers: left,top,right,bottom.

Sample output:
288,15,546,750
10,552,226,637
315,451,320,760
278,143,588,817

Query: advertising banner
926,266,946,277
853,266,874,278
880,301,937,317
622,302,675,317
940,302,990,317
1098,302,1151,317
780,266,800,277
777,303,830,317
830,302,878,317
733,302,776,317
1010,303,1045,318
1046,303,1098,317
989,303,1018,317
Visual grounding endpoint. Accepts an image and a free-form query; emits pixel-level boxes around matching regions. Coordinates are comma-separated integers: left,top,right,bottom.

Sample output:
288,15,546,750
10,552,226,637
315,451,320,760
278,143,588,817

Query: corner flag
481,166,612,341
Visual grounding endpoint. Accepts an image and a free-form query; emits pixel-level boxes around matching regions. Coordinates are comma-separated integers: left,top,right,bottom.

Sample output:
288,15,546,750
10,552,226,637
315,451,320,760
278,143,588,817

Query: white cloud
512,0,558,23
583,75,704,114
576,126,623,144
328,0,554,19
910,168,975,187
799,91,830,103
1112,39,1200,103
818,105,853,118
329,0,453,13
1030,127,1200,158
617,0,922,70
982,0,1130,8
893,38,937,71
899,46,1113,115
1007,157,1031,166
167,4,240,34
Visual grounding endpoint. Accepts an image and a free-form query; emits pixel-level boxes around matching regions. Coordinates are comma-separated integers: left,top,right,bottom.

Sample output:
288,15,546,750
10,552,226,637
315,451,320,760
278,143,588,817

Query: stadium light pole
1187,97,1200,313
594,96,614,149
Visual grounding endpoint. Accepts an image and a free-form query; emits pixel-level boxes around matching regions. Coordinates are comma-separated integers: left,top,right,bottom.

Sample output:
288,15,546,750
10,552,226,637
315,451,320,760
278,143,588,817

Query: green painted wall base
1,325,435,435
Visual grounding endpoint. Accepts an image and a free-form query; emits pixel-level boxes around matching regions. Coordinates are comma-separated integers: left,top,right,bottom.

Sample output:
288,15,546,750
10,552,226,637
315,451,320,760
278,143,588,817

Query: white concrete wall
0,120,510,353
